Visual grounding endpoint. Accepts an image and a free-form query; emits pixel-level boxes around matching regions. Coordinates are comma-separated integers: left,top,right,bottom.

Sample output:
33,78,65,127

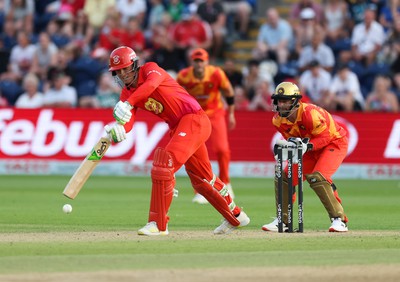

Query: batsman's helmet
109,46,139,71
271,82,302,117
109,46,140,88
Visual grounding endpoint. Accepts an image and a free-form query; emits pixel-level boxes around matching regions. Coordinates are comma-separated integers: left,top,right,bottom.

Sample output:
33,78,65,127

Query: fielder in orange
262,82,349,232
105,46,250,235
177,48,235,204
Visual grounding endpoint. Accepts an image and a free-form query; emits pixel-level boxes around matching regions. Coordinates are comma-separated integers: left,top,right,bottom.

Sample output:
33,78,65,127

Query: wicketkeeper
262,82,349,232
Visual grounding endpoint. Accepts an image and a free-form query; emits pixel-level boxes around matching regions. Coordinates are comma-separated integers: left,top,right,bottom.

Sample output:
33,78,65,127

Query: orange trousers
285,137,348,186
207,111,231,184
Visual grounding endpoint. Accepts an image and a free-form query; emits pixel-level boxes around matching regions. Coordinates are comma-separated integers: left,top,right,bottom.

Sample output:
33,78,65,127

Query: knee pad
306,172,345,221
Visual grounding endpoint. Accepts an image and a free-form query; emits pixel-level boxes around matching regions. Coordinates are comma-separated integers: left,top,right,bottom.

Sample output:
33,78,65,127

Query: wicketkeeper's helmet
271,82,302,117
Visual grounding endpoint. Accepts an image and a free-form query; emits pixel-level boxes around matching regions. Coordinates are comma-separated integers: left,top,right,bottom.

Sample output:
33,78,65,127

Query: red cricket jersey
120,62,202,132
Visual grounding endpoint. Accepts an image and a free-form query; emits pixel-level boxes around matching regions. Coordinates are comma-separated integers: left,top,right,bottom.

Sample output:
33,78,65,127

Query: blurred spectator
1,18,18,50
71,10,95,55
166,0,184,23
365,74,399,111
83,0,116,35
148,12,175,50
323,0,349,43
116,0,147,26
346,1,385,29
97,13,123,52
197,0,226,60
33,0,59,33
50,46,73,78
379,0,400,33
171,6,212,66
234,86,249,111
147,0,165,29
298,25,335,73
222,0,252,38
252,7,293,65
4,0,35,33
43,67,77,107
289,0,324,27
121,17,146,53
349,5,385,66
45,18,72,48
14,72,44,108
247,80,273,111
223,59,243,89
299,60,332,109
149,36,183,74
293,8,323,56
95,72,119,108
5,30,36,81
30,31,58,80
391,72,400,102
67,42,103,107
330,63,365,111
242,59,274,101
382,17,400,72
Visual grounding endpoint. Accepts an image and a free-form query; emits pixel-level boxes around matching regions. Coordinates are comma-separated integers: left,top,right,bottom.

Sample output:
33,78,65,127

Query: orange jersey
177,65,232,116
120,62,202,131
272,102,347,151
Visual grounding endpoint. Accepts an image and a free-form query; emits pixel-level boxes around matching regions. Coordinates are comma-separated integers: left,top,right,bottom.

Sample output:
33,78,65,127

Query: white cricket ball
63,204,72,214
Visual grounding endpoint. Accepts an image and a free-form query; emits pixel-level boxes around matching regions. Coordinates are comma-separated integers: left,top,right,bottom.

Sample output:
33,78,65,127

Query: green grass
1,175,400,276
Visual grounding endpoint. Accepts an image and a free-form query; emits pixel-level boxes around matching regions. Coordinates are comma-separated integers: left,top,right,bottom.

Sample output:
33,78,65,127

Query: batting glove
104,123,127,143
113,101,133,125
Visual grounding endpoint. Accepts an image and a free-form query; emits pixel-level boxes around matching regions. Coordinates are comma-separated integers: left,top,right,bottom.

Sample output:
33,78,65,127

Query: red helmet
108,46,139,71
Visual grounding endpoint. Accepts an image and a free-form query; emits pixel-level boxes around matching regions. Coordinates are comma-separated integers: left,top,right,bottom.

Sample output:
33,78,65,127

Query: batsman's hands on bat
113,101,133,125
105,123,127,143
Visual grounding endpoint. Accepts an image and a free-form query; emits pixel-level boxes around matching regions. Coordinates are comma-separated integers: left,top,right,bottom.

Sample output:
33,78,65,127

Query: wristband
226,96,234,105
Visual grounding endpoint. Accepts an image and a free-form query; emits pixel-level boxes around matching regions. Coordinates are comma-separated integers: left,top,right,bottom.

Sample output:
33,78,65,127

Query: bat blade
63,137,111,199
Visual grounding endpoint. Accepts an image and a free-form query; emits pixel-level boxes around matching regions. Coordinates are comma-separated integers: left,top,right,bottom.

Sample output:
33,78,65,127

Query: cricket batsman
262,81,349,232
106,46,250,235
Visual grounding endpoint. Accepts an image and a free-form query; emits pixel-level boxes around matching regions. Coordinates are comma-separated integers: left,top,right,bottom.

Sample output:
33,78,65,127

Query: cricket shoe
138,221,169,236
192,193,209,204
261,217,288,232
329,218,348,232
213,211,250,235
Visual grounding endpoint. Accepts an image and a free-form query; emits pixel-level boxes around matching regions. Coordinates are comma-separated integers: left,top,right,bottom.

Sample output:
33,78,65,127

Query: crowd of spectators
237,0,400,112
0,0,399,113
0,0,255,108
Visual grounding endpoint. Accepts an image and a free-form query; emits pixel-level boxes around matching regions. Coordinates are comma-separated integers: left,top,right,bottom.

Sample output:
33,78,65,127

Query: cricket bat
63,137,111,199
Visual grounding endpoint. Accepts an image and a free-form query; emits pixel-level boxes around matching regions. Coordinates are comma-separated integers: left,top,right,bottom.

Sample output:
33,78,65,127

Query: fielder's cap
300,8,316,20
191,48,209,61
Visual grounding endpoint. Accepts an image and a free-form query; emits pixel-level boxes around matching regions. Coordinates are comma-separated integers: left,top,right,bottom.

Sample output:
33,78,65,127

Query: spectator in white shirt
299,60,332,109
116,0,147,26
6,30,36,81
15,73,44,108
350,5,386,66
43,69,77,108
330,63,364,111
298,25,335,73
